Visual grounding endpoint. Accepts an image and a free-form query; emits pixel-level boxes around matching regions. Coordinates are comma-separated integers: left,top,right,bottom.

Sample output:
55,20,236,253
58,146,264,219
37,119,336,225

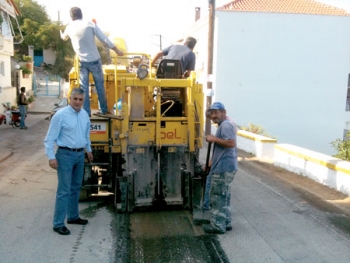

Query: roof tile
218,0,350,16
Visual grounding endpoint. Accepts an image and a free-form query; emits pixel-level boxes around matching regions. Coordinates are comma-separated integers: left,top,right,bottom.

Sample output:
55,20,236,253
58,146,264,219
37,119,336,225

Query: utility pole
159,34,162,50
151,35,162,50
205,0,215,135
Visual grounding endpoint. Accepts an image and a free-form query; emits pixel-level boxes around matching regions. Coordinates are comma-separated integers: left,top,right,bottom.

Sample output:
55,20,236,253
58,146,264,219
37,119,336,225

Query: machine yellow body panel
69,51,205,212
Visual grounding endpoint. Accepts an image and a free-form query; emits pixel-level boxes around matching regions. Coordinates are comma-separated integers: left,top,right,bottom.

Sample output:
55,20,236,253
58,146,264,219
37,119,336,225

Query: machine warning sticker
90,122,107,134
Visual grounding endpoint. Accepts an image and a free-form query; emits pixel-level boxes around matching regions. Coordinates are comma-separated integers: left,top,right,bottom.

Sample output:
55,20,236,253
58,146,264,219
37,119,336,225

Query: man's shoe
20,126,28,130
103,111,116,116
67,217,88,225
202,224,225,234
53,226,70,235
93,111,117,118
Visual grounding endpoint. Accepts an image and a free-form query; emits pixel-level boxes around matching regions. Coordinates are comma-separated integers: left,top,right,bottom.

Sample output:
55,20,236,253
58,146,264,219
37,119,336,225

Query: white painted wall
212,11,350,155
0,21,16,107
28,48,56,66
43,49,56,65
274,143,350,196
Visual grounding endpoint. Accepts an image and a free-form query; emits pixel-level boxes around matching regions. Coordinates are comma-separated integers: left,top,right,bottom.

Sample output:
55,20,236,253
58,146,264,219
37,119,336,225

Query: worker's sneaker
202,224,225,234
20,126,28,130
193,209,210,225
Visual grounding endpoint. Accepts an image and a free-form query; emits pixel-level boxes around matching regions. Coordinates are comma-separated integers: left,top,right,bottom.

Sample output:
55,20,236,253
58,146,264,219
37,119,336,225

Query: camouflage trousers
208,171,236,233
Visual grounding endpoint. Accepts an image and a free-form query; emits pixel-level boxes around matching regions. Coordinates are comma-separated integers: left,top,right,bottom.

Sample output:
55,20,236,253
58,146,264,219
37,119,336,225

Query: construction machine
68,47,205,213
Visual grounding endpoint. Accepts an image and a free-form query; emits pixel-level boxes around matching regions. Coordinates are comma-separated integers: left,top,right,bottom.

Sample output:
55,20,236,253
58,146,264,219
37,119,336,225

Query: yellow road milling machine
68,49,205,213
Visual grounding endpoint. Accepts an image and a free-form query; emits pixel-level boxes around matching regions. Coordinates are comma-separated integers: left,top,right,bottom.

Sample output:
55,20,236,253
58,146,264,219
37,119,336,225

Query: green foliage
330,131,350,161
14,0,49,25
26,95,35,104
240,123,274,138
49,45,75,78
23,55,32,62
13,0,50,50
20,66,32,75
13,0,74,78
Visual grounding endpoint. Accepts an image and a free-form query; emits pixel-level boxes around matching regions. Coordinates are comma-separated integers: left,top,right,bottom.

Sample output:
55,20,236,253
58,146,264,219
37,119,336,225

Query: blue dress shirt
44,105,92,160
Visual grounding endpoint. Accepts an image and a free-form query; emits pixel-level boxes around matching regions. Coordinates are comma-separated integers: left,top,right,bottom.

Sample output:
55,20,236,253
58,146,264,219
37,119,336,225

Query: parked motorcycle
0,103,25,128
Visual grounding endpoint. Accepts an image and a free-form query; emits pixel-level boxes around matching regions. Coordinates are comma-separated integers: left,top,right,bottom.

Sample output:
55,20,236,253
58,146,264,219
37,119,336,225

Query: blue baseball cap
209,102,225,110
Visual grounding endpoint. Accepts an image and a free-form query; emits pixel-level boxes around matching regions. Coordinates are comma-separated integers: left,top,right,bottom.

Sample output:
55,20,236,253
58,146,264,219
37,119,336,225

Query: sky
34,0,350,54
317,0,350,10
34,0,215,54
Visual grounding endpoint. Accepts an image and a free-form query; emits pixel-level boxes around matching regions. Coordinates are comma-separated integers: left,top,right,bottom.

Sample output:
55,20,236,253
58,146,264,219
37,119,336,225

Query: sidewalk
27,96,61,115
0,96,60,163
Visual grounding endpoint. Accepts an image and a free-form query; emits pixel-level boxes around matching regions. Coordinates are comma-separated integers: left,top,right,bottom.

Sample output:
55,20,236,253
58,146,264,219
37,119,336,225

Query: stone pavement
27,96,62,115
0,96,61,163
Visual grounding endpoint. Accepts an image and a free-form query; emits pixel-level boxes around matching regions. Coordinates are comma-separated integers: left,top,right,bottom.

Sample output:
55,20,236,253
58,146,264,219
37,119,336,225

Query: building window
346,74,350,111
0,61,4,76
0,12,11,39
0,11,3,35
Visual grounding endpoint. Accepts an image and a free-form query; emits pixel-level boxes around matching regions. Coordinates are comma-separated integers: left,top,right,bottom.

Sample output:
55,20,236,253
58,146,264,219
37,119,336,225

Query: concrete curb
27,111,50,115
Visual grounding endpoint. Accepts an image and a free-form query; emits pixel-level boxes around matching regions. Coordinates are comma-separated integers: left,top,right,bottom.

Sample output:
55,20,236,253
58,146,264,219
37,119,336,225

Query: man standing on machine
60,7,124,116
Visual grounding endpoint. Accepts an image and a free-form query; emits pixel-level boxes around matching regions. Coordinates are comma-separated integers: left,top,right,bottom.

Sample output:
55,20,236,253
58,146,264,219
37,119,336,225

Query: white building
189,0,350,155
0,0,20,107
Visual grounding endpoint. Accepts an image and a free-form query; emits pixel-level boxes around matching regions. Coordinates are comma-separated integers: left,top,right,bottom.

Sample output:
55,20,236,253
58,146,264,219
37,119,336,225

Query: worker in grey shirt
60,6,124,116
202,102,238,234
151,36,197,78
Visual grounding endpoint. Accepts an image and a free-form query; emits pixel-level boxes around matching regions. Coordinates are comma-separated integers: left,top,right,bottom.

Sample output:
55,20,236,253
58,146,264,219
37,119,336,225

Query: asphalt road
1,108,350,263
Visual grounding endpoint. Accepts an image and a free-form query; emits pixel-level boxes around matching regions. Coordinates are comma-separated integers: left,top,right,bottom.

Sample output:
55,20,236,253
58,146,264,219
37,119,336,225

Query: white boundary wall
237,130,276,159
236,130,350,196
274,144,350,196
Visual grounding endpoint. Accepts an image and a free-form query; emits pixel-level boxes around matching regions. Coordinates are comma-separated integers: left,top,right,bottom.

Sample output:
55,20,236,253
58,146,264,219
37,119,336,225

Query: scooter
0,103,25,128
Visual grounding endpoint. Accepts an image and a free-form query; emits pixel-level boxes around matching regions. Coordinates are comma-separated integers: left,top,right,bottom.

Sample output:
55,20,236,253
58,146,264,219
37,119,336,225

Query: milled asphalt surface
0,96,61,163
1,96,350,262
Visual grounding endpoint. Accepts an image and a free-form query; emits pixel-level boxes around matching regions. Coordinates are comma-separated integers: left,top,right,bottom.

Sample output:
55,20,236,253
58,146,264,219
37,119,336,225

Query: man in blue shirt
60,7,124,116
202,102,238,234
44,88,93,235
150,37,197,77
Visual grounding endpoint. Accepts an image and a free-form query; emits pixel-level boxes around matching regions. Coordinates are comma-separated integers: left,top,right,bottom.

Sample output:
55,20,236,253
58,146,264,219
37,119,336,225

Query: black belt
58,146,84,152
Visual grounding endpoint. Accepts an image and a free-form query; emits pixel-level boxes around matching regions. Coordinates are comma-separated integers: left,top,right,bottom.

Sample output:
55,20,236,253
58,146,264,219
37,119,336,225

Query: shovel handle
205,142,212,175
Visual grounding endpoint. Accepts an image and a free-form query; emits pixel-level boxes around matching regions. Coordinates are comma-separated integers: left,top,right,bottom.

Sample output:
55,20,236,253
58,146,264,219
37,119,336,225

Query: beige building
0,0,32,108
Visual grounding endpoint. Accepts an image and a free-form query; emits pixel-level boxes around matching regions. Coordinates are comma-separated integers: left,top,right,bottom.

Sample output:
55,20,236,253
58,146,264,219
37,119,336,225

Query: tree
12,0,49,58
12,0,74,77
330,132,350,161
35,21,74,77
12,0,113,78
